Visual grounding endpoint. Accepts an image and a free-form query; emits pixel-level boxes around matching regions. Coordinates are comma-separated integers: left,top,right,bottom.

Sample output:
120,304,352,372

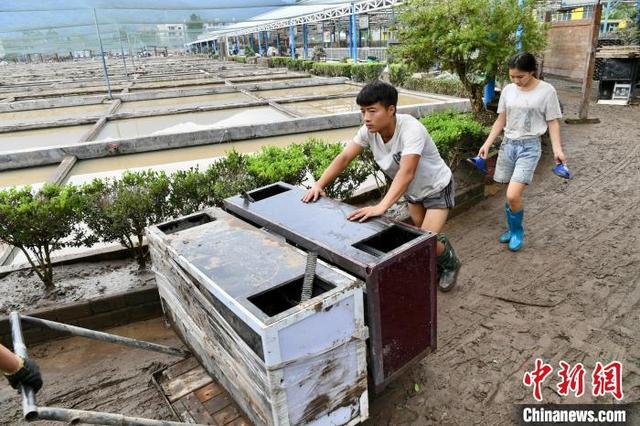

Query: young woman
478,52,567,251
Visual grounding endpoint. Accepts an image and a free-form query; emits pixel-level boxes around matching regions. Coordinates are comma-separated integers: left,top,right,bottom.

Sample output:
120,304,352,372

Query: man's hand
6,357,43,394
302,184,326,203
554,149,567,165
347,204,387,222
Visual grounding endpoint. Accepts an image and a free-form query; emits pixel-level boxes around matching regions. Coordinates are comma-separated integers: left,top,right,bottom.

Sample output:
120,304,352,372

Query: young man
1,343,42,393
302,80,461,291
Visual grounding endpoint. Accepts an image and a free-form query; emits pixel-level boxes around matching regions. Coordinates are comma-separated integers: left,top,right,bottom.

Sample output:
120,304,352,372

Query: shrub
350,63,385,82
246,144,308,187
419,111,489,166
169,167,214,216
207,150,258,205
389,63,413,87
304,138,376,200
268,56,290,68
312,62,352,77
82,170,171,269
404,75,471,98
0,184,85,288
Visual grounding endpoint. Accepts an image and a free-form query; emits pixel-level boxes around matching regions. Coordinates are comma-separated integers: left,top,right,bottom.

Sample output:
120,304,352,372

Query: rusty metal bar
9,312,199,425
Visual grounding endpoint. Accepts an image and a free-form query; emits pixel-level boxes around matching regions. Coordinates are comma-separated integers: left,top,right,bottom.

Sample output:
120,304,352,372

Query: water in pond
0,103,110,127
94,106,290,141
118,93,253,114
285,94,436,116
255,84,358,100
0,124,93,153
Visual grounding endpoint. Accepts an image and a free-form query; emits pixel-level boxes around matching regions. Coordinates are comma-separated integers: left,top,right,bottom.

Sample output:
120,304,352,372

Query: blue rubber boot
508,208,525,251
499,203,512,243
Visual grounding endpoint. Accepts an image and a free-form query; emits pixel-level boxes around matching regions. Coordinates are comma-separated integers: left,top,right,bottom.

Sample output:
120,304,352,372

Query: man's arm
302,142,364,202
347,154,420,222
0,344,20,374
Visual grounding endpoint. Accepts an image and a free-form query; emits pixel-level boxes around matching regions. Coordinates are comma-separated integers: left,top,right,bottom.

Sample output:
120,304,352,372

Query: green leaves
246,144,308,187
311,62,353,78
0,184,85,288
395,0,548,113
419,111,490,166
389,63,414,87
350,63,386,82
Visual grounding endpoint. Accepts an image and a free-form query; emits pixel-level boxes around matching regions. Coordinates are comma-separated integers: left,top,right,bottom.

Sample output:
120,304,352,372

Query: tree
0,184,85,289
394,0,548,114
82,171,171,269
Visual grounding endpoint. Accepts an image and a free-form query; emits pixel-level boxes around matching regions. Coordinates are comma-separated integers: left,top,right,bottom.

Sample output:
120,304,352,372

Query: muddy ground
0,258,154,316
1,79,638,425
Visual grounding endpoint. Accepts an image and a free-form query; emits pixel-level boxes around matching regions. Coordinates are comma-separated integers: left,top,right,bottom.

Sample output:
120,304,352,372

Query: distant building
157,24,185,48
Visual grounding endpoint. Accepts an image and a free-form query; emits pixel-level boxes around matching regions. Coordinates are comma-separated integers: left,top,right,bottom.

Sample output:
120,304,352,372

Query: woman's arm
478,112,506,158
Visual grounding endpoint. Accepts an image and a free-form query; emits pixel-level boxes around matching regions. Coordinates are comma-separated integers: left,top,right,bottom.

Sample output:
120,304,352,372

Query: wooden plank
225,418,252,426
195,383,224,403
203,393,233,414
163,366,214,402
212,403,241,426
181,393,217,425
173,399,197,424
162,357,200,381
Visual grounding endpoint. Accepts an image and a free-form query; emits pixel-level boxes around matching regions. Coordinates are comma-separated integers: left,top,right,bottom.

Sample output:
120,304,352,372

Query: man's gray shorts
493,137,542,185
406,178,456,210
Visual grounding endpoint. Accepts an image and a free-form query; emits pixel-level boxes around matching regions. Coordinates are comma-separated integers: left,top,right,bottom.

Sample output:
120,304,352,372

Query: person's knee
506,190,520,206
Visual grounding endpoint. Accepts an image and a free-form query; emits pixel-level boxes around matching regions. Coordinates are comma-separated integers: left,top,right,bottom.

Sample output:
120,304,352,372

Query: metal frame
9,312,197,426
189,0,403,44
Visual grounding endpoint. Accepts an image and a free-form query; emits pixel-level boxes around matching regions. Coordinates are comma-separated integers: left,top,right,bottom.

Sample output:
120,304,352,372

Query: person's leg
506,140,541,251
420,208,449,255
506,181,527,212
420,179,459,291
407,202,427,229
493,140,517,243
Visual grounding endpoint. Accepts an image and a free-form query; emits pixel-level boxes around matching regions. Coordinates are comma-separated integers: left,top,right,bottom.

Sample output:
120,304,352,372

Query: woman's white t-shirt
498,80,562,140
353,113,452,201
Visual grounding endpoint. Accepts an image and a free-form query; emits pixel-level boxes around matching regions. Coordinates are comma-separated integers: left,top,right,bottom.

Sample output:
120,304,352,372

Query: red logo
592,361,623,400
557,361,586,397
523,358,553,402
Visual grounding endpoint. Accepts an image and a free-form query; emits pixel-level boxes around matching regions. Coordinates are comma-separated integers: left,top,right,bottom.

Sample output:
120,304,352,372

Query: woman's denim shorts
493,137,542,185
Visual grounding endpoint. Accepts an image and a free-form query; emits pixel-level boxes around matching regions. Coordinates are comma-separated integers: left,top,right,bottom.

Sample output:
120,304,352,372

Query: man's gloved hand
5,357,43,394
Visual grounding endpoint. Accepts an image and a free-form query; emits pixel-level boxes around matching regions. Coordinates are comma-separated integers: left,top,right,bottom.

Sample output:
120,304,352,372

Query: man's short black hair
356,80,398,109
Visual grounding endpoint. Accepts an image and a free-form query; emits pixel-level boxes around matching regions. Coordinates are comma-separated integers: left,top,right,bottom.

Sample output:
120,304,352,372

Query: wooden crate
147,208,368,426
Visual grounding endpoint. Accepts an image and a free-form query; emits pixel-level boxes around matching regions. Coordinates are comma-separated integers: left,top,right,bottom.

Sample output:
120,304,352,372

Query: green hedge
268,56,290,68
0,139,378,287
312,62,353,77
228,55,247,63
419,111,489,166
350,63,385,82
404,75,470,98
389,63,413,87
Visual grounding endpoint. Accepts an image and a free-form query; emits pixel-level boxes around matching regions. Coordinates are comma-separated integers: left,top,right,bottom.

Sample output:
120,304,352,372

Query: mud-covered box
147,208,368,426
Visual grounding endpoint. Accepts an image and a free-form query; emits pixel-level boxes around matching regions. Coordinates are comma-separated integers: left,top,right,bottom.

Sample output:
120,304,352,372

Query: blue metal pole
258,31,263,56
637,0,640,25
289,24,296,58
277,32,281,54
303,24,309,59
516,0,524,51
603,0,613,34
350,3,358,62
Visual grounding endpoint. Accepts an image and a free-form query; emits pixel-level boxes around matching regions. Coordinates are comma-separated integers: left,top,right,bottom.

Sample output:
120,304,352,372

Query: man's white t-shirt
353,113,452,201
498,80,562,140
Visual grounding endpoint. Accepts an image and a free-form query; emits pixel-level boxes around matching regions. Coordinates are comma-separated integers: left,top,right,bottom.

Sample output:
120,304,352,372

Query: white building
157,24,185,48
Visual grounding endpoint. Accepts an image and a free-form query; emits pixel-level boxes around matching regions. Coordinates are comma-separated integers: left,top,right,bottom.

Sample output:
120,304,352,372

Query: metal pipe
19,315,189,358
9,312,37,421
118,26,129,80
93,8,112,99
35,406,206,426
